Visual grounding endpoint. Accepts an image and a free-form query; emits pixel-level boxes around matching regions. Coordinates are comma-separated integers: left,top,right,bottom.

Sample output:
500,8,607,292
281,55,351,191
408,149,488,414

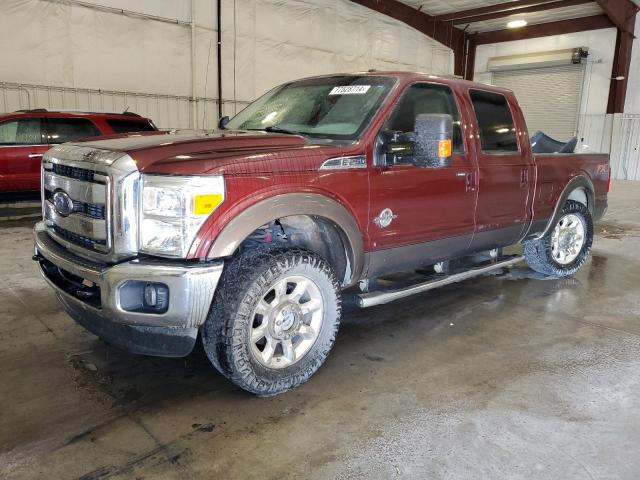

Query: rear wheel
524,200,593,277
201,248,341,396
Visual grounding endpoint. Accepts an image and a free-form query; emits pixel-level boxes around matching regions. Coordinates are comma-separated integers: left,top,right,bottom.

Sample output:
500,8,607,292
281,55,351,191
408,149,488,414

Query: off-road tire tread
523,200,593,277
202,247,341,396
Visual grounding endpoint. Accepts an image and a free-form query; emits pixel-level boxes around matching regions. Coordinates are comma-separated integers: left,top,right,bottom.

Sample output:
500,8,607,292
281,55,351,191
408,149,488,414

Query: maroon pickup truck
33,72,609,395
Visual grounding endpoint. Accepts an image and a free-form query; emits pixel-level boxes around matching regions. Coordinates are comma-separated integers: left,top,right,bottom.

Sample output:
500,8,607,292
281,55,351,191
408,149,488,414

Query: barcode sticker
329,85,371,95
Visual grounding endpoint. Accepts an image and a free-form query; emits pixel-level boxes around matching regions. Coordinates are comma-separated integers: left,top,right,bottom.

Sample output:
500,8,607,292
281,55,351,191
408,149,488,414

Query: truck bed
532,152,610,224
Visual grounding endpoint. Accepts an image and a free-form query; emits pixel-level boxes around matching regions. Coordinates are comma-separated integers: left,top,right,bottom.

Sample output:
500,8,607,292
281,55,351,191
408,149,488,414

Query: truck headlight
140,174,225,258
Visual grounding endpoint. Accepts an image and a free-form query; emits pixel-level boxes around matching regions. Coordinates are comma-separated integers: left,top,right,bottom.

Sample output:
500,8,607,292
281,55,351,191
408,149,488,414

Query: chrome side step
356,255,525,308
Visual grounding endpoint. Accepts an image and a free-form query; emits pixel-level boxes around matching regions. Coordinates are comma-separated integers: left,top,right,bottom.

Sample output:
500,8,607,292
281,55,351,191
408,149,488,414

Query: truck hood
77,130,342,175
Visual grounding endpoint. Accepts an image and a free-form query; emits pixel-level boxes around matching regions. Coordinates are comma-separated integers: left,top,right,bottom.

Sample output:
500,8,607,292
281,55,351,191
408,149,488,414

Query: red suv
0,110,157,192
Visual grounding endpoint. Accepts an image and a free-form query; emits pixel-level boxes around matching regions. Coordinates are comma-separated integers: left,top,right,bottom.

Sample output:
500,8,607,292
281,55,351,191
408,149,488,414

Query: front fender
202,192,365,285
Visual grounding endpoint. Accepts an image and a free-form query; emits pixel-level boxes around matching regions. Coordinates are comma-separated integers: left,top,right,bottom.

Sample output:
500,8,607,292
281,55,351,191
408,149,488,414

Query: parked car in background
0,110,157,192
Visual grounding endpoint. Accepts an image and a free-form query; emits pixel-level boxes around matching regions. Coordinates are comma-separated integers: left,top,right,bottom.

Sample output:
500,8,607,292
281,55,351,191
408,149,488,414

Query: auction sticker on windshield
329,85,371,95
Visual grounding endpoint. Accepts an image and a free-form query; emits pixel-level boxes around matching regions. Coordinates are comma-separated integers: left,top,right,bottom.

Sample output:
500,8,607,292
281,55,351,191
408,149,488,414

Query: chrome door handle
457,171,475,192
28,153,43,158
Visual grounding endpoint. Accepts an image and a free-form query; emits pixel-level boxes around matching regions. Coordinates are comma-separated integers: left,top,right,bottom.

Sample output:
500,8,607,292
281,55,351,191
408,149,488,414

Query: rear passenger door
468,89,533,249
45,117,102,144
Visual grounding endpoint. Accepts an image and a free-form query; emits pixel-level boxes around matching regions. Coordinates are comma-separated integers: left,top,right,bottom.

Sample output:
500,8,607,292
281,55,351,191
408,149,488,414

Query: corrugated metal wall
612,115,640,181
576,114,612,154
0,82,249,130
576,113,640,181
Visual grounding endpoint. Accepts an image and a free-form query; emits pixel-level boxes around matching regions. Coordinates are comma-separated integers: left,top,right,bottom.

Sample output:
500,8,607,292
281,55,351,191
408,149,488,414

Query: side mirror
381,131,415,161
218,116,230,130
414,114,454,168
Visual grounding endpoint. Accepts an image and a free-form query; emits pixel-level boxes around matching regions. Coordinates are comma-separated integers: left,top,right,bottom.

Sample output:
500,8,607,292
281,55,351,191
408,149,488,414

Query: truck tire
524,200,593,277
201,248,341,396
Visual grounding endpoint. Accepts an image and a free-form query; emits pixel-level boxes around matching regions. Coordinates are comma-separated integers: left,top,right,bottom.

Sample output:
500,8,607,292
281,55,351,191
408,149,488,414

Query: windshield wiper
263,125,303,136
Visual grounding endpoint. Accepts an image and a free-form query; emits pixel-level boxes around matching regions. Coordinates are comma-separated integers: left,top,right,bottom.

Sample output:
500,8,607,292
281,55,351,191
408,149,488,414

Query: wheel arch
206,193,365,287
535,175,595,240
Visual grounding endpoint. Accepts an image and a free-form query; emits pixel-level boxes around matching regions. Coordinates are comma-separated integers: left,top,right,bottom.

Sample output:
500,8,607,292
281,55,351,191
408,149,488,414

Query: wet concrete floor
1,181,640,479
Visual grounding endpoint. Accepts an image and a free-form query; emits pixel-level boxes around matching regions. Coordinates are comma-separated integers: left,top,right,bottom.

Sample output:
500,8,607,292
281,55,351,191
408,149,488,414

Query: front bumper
34,222,224,357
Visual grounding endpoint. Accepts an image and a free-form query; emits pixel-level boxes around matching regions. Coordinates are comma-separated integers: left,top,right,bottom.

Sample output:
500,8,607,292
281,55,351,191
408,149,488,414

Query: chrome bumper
34,222,223,355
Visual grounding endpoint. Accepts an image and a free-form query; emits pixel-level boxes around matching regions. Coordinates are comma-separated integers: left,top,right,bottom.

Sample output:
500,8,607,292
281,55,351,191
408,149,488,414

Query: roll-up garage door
491,64,585,142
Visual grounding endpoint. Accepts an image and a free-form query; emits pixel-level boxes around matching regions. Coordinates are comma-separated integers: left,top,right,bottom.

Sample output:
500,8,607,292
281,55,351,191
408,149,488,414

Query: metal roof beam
444,0,594,26
436,0,584,22
595,0,638,34
473,14,614,44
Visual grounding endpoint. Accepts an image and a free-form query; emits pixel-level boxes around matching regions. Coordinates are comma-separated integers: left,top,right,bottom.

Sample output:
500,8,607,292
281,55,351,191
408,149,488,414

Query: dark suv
0,109,157,192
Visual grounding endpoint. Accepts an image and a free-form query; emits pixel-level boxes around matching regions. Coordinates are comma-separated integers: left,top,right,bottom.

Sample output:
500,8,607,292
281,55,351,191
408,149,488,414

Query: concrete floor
2,181,640,480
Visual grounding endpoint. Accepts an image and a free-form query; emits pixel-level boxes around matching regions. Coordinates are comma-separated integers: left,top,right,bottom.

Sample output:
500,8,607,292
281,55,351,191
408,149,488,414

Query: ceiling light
507,19,528,29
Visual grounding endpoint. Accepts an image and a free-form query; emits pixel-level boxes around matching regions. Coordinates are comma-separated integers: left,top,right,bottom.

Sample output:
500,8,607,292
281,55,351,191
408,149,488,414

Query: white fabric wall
219,0,453,115
0,0,454,128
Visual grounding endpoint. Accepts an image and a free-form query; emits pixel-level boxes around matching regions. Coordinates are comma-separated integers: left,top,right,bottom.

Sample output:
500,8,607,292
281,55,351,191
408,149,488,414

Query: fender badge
374,208,397,228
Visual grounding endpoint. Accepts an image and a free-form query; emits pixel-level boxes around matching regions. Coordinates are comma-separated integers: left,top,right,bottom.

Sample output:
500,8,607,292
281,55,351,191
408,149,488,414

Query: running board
356,255,525,308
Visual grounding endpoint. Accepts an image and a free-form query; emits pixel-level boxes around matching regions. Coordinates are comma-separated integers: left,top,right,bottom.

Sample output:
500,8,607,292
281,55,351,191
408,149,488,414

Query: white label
329,85,371,95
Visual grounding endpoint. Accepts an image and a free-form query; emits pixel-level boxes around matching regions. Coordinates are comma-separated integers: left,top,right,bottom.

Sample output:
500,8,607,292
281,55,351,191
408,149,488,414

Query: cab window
0,118,44,145
106,119,156,133
469,90,518,153
46,118,101,144
384,83,464,153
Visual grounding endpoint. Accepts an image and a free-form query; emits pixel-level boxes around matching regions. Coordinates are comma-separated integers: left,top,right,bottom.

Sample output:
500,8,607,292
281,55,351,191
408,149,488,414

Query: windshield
226,76,396,141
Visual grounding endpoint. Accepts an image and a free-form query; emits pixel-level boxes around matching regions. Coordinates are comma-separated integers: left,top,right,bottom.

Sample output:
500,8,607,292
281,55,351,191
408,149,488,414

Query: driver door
367,82,478,276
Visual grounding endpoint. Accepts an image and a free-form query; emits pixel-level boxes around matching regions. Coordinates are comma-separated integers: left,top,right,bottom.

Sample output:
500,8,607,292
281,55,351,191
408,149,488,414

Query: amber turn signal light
438,139,452,158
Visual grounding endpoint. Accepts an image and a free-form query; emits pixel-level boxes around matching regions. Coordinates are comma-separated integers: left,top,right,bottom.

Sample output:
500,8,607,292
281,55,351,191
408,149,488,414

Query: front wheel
201,248,341,396
524,200,593,277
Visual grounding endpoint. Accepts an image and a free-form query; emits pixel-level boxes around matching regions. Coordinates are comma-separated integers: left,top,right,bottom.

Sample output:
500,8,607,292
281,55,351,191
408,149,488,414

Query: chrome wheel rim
551,213,586,265
250,275,324,369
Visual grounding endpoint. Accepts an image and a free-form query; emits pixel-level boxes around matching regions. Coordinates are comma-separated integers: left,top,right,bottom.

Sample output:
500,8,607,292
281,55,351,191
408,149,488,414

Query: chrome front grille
42,144,140,262
51,224,107,250
43,182,106,219
50,163,104,183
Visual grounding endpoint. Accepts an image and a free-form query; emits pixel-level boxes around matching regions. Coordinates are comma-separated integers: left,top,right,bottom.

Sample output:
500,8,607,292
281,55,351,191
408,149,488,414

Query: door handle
28,153,43,158
457,171,475,192
520,168,529,186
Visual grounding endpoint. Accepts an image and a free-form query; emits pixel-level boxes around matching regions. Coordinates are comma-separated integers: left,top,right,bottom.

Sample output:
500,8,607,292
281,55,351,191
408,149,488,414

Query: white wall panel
611,115,640,181
1,0,454,126
221,0,453,115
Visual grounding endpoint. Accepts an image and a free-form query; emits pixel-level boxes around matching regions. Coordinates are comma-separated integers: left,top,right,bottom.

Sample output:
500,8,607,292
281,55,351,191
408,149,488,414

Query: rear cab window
106,119,156,134
46,118,101,144
469,89,519,153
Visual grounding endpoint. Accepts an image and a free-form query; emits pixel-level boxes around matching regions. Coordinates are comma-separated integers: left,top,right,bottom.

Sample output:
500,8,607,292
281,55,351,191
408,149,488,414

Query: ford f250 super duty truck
33,72,610,395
